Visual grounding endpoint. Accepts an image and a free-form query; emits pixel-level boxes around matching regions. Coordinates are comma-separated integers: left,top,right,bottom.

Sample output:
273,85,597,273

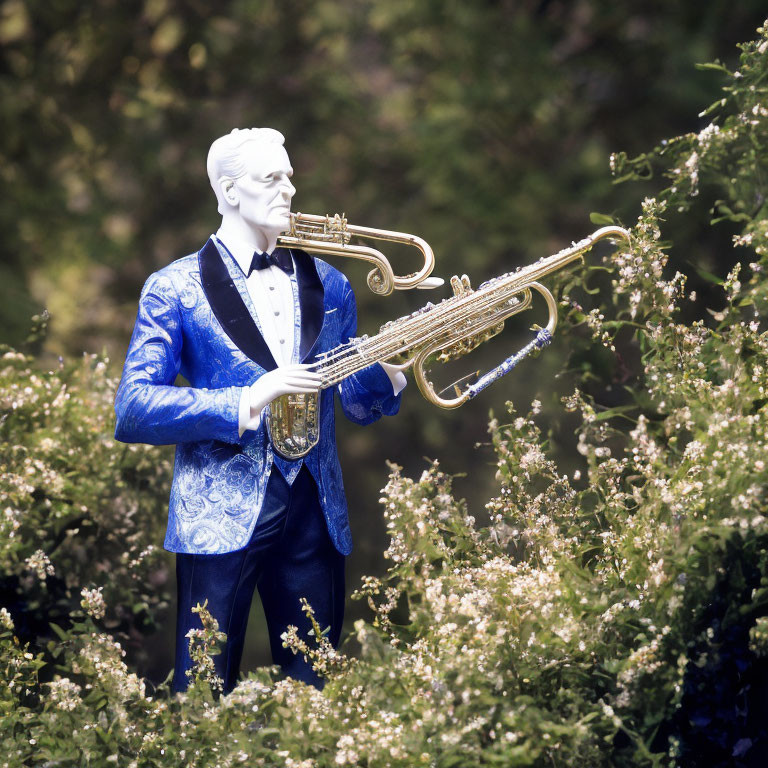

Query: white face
228,142,296,235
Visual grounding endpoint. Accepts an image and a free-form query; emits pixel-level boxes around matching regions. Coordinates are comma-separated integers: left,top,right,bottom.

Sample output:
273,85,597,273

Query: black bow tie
247,248,294,276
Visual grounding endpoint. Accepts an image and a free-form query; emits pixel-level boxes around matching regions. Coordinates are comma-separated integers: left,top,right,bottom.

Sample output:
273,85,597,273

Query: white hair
206,127,286,214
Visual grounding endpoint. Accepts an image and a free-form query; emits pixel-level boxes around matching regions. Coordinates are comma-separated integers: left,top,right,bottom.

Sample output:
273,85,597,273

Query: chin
269,212,291,231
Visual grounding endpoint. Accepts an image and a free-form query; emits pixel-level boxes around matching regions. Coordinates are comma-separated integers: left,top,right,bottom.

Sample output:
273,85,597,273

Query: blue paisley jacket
114,238,401,556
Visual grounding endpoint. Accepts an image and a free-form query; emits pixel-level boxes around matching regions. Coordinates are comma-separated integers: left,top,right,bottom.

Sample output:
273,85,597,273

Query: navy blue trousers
173,464,345,694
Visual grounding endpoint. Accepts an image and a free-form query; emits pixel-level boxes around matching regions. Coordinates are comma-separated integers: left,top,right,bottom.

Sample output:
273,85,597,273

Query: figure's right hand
248,364,322,417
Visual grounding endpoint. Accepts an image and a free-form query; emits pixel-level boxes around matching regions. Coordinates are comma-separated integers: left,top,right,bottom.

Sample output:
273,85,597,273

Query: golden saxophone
267,222,631,459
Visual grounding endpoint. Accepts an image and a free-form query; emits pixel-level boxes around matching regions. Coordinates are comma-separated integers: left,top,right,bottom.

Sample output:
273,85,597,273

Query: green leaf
590,212,616,226
592,404,638,421
48,622,69,642
695,60,732,74
689,263,724,285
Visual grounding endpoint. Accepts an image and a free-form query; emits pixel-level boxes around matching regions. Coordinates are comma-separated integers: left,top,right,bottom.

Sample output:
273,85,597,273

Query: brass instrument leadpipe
314,287,515,382
312,299,454,380
316,287,518,383
312,265,517,375
312,256,539,380
315,299,476,381
312,291,506,385
322,230,595,374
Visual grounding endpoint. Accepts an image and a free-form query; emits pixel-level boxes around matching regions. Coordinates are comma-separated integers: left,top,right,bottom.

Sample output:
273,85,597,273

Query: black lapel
291,248,325,362
198,238,278,371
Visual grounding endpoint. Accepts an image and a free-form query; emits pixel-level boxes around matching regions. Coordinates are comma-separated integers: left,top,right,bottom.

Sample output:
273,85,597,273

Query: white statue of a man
115,127,405,693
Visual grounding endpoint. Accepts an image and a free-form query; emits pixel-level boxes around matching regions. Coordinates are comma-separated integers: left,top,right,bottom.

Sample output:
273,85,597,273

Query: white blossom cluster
25,549,55,581
46,677,83,711
80,585,107,619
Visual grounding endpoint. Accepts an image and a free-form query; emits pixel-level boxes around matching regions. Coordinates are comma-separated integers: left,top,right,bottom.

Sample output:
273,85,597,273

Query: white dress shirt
212,232,406,437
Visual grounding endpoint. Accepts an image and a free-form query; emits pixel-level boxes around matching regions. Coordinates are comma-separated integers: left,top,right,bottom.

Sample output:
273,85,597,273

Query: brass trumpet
277,212,436,294
267,225,631,458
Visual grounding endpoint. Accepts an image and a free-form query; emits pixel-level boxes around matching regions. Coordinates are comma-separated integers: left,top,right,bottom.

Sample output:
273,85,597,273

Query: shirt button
279,338,285,344
269,286,276,291
274,310,280,316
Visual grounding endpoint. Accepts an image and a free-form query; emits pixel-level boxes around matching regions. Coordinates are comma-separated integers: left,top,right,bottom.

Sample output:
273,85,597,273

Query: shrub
0,321,172,665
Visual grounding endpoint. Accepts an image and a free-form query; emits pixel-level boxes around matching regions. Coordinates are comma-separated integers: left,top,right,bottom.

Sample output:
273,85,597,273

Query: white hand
240,365,322,436
249,364,322,416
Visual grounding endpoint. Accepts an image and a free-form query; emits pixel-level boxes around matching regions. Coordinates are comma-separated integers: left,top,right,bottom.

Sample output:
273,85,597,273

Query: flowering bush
2,20,768,768
0,326,172,660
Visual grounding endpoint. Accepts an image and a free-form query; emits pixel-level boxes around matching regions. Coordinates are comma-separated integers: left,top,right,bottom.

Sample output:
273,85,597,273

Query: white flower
0,607,13,631
80,586,106,620
25,550,55,581
46,677,82,711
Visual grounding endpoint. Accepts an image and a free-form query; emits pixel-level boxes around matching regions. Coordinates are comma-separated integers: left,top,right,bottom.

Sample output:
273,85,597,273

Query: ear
220,178,239,208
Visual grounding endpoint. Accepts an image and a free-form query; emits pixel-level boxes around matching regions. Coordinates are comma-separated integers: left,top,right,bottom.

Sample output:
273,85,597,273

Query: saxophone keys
449,275,461,295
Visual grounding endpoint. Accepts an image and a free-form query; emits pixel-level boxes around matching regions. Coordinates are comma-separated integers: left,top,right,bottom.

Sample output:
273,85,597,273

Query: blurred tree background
2,0,766,685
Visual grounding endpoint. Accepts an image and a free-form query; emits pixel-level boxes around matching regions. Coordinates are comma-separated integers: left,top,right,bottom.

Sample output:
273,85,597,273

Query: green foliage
0,333,171,657
185,600,227,693
2,14,768,768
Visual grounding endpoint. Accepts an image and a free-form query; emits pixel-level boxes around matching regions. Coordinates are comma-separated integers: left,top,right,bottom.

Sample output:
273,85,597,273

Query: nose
281,176,296,201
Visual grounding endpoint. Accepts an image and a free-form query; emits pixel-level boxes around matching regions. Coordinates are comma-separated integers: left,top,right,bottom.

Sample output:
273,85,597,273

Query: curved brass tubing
278,212,436,295
528,281,559,335
412,287,536,409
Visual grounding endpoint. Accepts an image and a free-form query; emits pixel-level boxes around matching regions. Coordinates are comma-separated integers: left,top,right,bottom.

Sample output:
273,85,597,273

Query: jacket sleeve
335,278,402,426
114,271,241,446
